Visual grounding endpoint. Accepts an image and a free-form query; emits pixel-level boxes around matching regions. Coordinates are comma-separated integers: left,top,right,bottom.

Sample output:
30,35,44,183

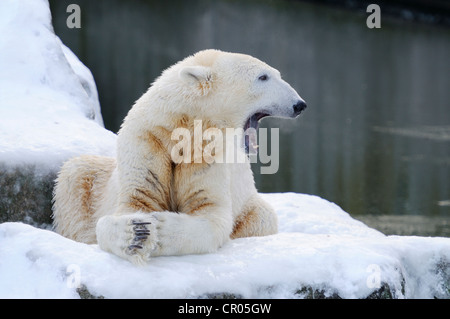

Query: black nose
293,100,307,116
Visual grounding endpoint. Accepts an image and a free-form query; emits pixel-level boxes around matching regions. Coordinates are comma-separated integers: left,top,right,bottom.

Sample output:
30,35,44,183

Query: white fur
53,49,305,265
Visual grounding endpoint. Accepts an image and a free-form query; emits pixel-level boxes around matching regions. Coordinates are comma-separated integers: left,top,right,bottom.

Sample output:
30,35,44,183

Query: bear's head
153,49,306,133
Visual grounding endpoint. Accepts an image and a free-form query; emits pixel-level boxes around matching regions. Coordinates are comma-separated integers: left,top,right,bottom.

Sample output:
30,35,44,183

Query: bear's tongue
244,113,269,153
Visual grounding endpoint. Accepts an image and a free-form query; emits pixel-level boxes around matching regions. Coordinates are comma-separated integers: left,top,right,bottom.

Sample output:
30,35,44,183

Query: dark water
49,0,450,236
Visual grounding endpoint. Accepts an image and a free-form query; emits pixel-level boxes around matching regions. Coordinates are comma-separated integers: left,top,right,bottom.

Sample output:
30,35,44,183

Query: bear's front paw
122,214,159,264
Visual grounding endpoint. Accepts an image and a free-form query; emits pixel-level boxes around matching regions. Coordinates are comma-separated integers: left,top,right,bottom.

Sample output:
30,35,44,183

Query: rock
0,164,55,227
76,285,104,300
1,201,449,299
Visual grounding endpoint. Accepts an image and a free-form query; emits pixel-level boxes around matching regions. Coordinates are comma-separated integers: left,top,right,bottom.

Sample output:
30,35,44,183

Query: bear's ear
178,66,214,96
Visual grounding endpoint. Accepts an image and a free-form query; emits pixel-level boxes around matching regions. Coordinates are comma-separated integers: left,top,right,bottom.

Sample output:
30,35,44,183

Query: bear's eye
258,74,269,81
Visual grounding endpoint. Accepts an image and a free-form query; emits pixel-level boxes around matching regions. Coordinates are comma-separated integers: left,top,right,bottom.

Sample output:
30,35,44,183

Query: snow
0,0,116,171
0,0,449,299
0,193,449,299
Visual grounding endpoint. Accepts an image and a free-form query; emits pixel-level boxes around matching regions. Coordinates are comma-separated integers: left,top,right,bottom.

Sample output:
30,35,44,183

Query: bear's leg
96,207,233,265
230,194,278,239
53,155,116,244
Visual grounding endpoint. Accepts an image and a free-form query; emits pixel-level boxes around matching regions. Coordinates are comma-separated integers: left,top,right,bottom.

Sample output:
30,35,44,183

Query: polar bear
53,49,306,264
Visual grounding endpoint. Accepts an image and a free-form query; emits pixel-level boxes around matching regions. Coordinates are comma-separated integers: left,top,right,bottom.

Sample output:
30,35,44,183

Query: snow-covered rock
0,0,116,225
0,0,115,167
0,193,449,299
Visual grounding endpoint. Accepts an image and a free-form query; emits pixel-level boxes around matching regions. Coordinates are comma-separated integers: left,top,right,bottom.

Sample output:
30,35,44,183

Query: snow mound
0,193,449,299
0,0,116,226
0,0,116,170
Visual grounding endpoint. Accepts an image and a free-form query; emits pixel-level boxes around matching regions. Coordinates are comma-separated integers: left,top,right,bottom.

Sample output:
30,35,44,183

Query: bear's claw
127,220,152,254
132,221,152,225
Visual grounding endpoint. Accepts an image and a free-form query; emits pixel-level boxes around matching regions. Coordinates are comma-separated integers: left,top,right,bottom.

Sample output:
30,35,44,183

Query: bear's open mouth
244,112,270,153
244,112,270,131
